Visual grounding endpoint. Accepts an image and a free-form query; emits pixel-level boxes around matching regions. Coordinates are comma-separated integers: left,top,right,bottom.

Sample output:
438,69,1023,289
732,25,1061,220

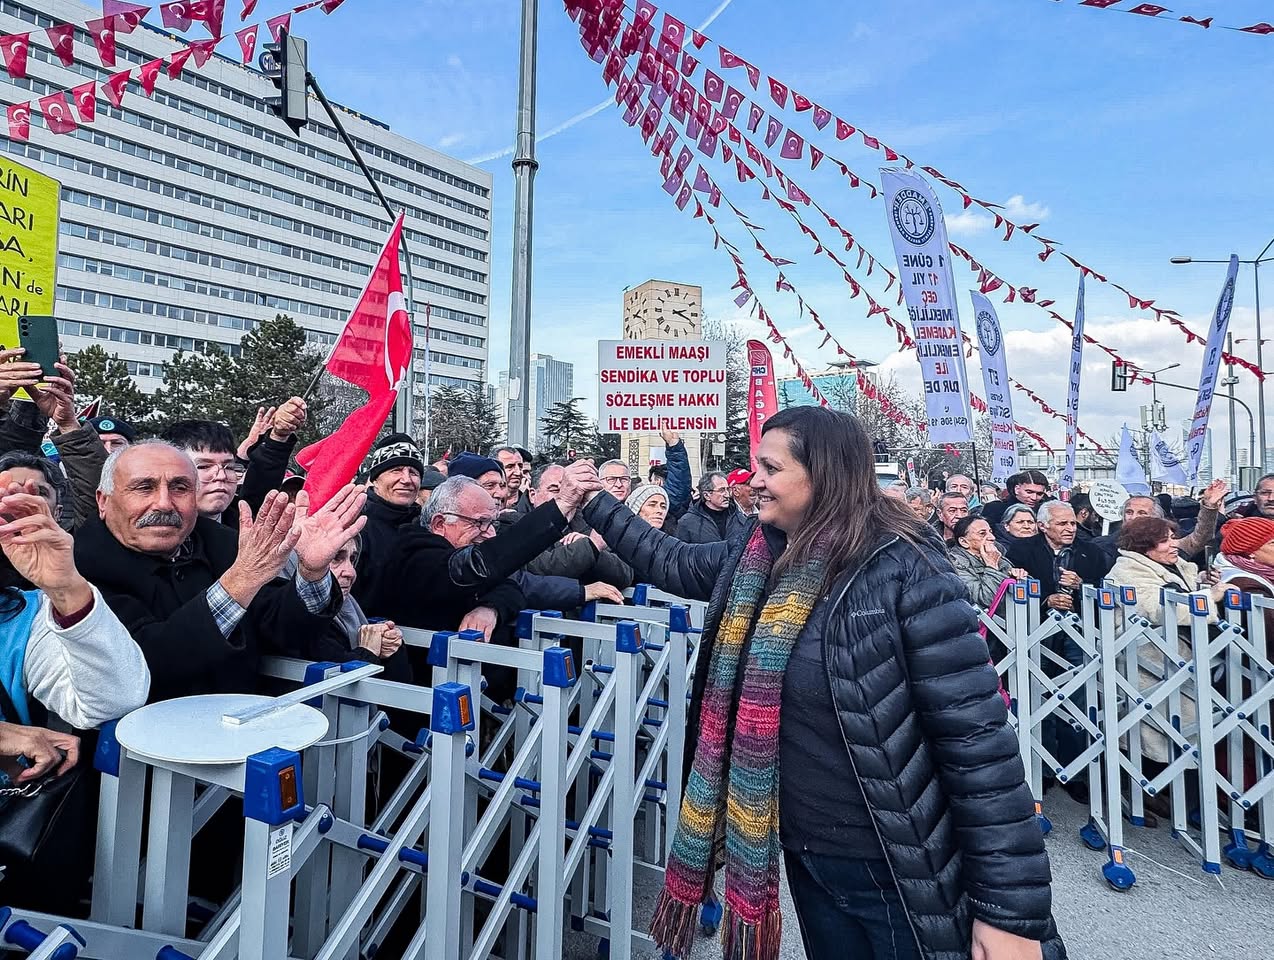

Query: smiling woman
578,406,1064,960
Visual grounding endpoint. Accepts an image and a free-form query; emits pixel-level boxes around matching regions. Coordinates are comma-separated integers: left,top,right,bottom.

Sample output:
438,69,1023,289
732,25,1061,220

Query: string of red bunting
1,0,348,141
1046,0,1274,37
570,0,1105,452
567,0,1265,381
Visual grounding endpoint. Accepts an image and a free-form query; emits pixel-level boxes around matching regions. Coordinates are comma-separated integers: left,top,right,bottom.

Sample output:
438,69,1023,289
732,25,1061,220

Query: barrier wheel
1102,860,1136,891
1251,844,1274,880
1079,821,1105,851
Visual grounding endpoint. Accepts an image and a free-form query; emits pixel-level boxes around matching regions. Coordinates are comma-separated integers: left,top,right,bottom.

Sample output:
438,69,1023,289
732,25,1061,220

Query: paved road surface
565,791,1273,959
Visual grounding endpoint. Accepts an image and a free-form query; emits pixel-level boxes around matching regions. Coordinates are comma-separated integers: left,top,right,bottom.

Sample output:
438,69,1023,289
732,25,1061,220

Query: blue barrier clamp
580,600,598,622
538,610,564,641
1097,588,1116,610
244,748,305,825
457,629,486,644
1189,593,1210,617
1012,583,1028,605
94,718,121,777
431,682,476,734
303,661,339,706
515,610,540,641
616,620,643,654
424,631,455,668
668,604,691,635
1026,578,1041,598
157,947,196,960
1224,588,1250,611
632,583,650,606
543,646,577,688
4,920,87,959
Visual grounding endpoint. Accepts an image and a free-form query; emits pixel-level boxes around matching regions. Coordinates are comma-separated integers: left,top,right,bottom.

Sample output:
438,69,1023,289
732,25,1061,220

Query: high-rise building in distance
498,353,575,451
1,0,492,435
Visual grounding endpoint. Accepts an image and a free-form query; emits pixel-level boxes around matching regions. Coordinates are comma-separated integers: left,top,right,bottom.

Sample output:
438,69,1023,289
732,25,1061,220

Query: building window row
0,0,490,200
125,359,162,378
421,304,488,329
419,373,482,390
58,284,257,333
423,351,485,371
59,317,241,356
425,329,486,349
3,72,489,243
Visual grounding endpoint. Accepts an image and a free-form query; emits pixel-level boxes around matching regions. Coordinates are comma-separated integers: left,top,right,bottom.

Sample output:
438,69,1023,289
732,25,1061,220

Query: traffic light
1111,360,1128,392
263,28,308,135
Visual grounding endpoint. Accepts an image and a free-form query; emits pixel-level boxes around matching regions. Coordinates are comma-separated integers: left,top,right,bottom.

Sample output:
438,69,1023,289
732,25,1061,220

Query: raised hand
556,460,603,517
269,396,308,441
1200,479,1229,511
659,429,681,448
0,347,43,403
0,477,92,614
237,406,276,460
0,723,79,782
219,491,300,606
293,484,368,582
30,360,79,434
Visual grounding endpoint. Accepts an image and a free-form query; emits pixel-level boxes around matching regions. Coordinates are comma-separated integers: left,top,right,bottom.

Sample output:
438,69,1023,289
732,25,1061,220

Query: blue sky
299,0,1274,465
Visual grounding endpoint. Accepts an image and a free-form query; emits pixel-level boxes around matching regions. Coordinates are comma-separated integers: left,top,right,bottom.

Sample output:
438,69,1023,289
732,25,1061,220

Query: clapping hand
237,406,276,460
0,476,92,614
293,485,368,582
220,491,301,606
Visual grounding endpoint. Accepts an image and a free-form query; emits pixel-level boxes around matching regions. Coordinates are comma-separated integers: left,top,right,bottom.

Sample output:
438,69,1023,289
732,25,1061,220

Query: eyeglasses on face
445,513,497,533
602,475,631,486
194,461,247,479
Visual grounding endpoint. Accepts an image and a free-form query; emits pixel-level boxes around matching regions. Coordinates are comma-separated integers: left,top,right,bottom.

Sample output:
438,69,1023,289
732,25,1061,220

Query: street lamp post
1172,239,1274,470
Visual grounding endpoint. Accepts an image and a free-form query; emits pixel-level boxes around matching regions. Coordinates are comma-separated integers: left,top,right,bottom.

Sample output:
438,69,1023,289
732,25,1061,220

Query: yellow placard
0,154,60,352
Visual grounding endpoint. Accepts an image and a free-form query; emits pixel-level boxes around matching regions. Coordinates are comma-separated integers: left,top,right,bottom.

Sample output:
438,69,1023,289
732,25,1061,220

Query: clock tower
621,280,704,477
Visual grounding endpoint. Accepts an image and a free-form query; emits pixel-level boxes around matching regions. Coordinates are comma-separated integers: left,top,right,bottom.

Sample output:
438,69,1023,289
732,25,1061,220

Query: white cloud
437,132,465,149
1002,194,1050,222
445,54,464,69
946,194,1050,237
945,208,993,236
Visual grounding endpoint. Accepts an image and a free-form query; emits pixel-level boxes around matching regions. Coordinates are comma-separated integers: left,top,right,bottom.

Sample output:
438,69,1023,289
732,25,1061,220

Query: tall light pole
1172,239,1274,470
506,0,539,447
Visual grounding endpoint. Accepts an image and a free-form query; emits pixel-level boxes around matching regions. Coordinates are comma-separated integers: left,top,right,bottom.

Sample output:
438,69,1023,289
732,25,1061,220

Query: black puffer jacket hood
581,492,1066,960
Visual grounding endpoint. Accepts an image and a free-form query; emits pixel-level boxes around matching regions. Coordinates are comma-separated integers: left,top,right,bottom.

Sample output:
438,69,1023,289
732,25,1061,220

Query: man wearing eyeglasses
368,466,604,678
598,459,634,504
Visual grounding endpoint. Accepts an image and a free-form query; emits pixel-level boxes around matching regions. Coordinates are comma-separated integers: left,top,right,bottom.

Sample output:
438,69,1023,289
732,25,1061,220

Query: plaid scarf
651,525,826,960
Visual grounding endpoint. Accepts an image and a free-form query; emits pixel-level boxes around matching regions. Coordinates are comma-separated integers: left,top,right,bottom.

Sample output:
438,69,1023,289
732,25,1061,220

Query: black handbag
0,683,92,912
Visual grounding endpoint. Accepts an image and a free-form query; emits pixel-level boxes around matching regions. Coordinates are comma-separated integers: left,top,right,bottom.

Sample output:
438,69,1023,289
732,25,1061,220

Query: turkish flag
697,128,718,158
297,214,413,510
703,69,724,101
764,115,782,147
675,146,692,175
87,18,117,67
836,118,855,140
103,69,131,107
721,85,744,119
719,46,745,69
679,51,697,76
1078,0,1121,6
660,13,685,49
39,92,77,134
190,37,219,67
660,62,678,93
812,105,831,129
791,91,812,112
71,81,97,123
659,153,673,180
321,0,346,12
810,144,824,170
160,1,192,30
5,102,29,143
266,13,291,42
1179,15,1212,27
780,129,804,159
768,76,787,107
76,397,102,420
1240,22,1274,34
103,2,151,33
634,0,656,24
746,102,763,133
240,0,258,18
0,33,28,79
1128,3,1167,14
45,24,75,66
235,24,257,63
188,0,225,36
168,47,193,78
139,57,163,95
862,132,880,149
674,182,692,211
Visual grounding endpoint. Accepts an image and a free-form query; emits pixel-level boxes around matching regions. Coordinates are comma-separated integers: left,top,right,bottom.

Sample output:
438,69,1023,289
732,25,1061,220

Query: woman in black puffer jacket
578,407,1064,960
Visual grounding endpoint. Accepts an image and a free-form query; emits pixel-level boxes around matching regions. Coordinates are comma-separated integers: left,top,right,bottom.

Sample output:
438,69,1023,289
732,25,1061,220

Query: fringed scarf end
720,902,783,960
650,890,699,959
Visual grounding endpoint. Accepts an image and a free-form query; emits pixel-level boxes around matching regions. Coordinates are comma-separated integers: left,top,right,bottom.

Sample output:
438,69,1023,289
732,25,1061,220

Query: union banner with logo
1186,255,1240,482
881,168,972,444
969,291,1017,482
745,339,778,470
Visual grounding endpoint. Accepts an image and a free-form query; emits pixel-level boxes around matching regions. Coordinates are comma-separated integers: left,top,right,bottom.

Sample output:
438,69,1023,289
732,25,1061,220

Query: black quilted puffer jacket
581,493,1066,960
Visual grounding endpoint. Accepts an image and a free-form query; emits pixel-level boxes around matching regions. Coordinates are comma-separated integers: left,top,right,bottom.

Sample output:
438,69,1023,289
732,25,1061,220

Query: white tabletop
116,694,330,766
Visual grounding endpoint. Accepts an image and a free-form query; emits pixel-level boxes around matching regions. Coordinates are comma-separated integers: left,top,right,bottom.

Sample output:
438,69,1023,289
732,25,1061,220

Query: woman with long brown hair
577,406,1063,960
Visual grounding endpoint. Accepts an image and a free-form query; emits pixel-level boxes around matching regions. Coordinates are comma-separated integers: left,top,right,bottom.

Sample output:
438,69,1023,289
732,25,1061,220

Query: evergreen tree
234,314,326,445
151,347,240,431
704,318,750,467
427,385,501,459
539,398,593,461
67,344,150,424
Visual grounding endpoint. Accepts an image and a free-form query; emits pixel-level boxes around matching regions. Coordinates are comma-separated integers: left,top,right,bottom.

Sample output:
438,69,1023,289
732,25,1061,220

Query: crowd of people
8,347,1274,957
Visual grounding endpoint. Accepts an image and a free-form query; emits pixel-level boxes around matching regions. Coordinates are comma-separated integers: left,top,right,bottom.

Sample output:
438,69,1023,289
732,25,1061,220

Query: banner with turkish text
1059,276,1085,491
969,291,1016,482
1150,430,1188,485
881,168,972,443
745,339,778,471
1186,255,1240,481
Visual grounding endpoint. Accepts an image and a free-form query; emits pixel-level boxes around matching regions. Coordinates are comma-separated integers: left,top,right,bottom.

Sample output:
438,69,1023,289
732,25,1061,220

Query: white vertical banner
1150,431,1189,485
1058,275,1086,491
969,291,1017,482
881,168,973,444
1117,424,1151,494
1186,254,1240,482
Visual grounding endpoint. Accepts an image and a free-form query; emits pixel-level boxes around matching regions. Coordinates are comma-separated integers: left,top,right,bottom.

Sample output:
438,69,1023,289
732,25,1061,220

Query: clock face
651,285,700,337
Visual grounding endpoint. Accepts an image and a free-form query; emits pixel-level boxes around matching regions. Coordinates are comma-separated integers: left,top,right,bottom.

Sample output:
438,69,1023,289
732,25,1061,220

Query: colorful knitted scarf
651,525,826,960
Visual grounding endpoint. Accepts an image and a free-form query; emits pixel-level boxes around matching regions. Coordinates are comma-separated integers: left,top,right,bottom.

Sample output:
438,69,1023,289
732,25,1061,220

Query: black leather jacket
581,492,1065,960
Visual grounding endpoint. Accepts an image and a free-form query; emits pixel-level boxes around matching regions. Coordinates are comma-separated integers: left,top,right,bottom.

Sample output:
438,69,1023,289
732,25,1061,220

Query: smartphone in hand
16,315,60,380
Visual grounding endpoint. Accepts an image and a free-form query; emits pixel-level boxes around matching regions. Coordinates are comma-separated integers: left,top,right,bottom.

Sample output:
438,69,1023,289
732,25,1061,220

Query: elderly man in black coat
74,441,364,702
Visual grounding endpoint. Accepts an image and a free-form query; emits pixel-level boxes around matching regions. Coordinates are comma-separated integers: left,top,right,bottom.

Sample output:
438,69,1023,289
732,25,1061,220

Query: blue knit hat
446,453,503,481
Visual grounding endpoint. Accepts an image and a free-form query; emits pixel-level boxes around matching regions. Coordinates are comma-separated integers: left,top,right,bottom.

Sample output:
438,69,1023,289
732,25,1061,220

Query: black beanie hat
367,432,424,481
88,415,137,443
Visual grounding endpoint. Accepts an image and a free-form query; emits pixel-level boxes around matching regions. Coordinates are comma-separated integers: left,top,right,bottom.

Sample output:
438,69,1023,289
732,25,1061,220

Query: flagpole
307,70,416,435
506,0,539,447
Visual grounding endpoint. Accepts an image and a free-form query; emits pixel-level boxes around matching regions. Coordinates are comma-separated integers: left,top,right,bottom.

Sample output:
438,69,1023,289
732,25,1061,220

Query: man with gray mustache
73,441,364,702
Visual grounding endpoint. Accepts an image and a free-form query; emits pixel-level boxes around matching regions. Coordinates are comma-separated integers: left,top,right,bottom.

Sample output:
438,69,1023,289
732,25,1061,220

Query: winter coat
1007,533,1112,600
662,439,692,528
496,512,634,591
222,433,296,528
673,499,750,545
74,516,343,703
353,490,422,614
580,492,1064,960
948,546,1015,610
